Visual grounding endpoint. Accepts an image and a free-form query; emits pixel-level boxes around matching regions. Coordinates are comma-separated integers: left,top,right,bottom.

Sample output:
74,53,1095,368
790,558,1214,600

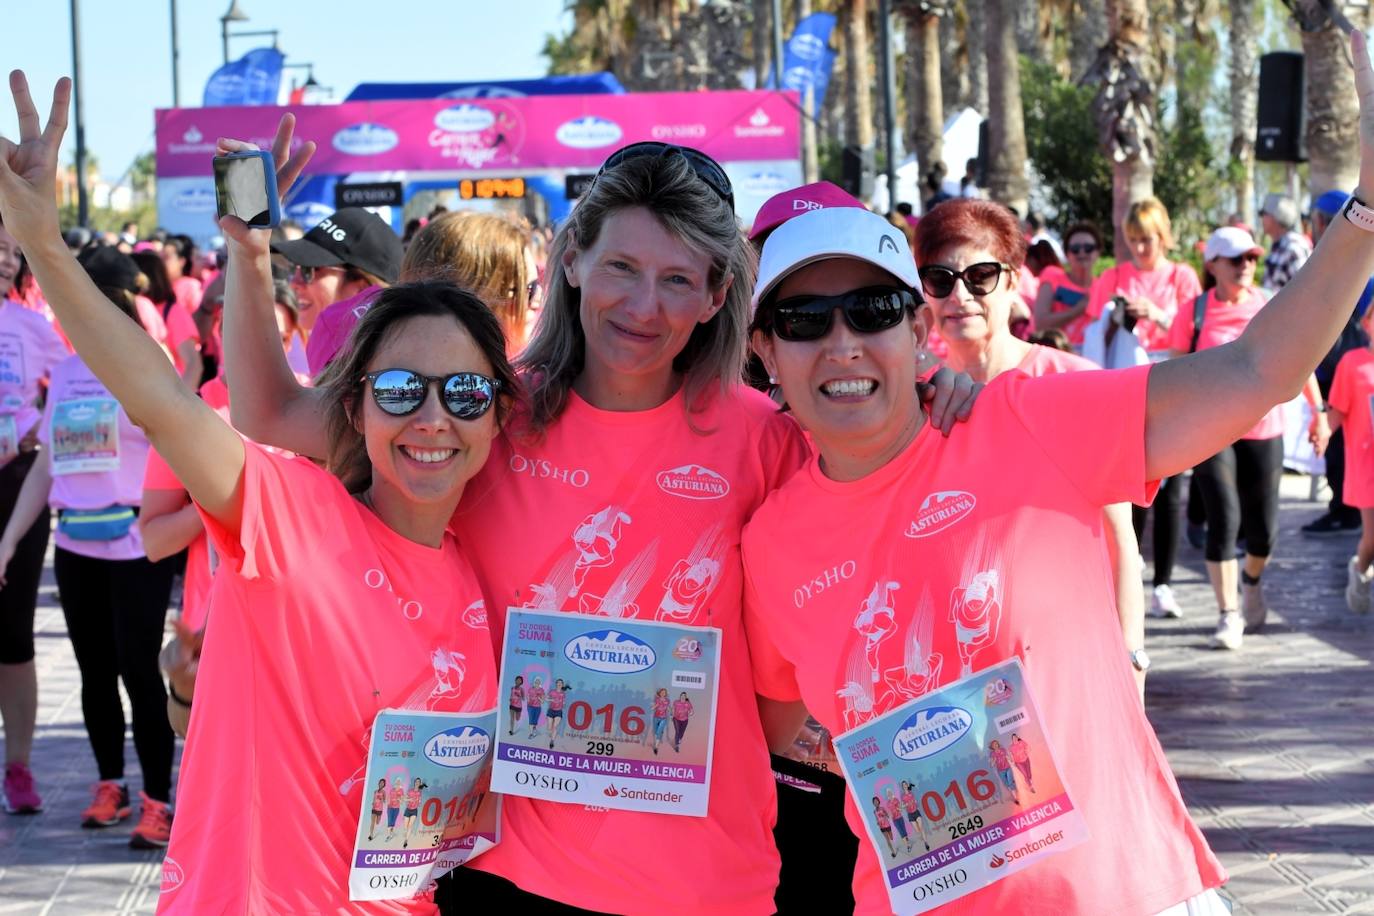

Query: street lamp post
69,0,88,228
220,0,249,65
878,0,898,213
169,0,180,107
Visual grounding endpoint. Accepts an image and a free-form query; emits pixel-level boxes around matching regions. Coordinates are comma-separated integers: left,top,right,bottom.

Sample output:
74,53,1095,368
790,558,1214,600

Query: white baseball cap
1203,226,1264,262
753,207,921,311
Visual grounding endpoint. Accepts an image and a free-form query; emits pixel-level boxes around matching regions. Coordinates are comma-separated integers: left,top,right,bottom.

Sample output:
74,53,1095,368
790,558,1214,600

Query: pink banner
156,91,801,178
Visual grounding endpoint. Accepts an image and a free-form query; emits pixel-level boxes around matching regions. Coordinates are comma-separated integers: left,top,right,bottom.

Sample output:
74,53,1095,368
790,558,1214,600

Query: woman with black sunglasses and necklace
0,83,508,913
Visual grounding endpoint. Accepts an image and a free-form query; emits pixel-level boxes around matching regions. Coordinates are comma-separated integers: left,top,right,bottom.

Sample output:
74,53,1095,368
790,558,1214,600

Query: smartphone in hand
213,150,281,228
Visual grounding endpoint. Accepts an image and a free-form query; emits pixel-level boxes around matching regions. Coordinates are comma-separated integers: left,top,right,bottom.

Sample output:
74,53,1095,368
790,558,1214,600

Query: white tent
872,107,983,213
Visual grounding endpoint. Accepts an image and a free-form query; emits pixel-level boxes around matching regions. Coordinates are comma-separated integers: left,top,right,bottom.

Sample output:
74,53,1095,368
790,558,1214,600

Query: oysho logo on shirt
423,725,491,768
905,490,977,538
509,453,590,488
656,464,729,500
792,559,857,607
160,857,185,894
565,629,656,674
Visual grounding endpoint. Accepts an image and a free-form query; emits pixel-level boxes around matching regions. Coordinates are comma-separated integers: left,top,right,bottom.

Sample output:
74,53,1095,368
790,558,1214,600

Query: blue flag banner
770,13,838,118
203,47,285,107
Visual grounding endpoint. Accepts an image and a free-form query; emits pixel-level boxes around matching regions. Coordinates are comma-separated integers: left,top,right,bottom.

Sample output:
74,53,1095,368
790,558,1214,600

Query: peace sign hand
217,113,315,256
0,71,71,249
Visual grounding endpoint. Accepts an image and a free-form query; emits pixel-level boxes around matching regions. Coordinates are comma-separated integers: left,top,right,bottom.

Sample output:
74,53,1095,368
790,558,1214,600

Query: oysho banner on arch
155,90,800,178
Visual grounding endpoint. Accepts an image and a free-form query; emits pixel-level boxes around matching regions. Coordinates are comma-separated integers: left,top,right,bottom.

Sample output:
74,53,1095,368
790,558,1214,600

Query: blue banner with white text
203,47,284,107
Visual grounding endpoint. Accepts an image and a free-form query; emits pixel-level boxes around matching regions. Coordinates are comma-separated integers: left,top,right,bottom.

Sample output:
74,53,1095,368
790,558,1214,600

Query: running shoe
81,780,131,828
1210,611,1244,651
1302,513,1361,536
1148,584,1183,619
3,762,42,815
1346,557,1372,614
1241,581,1267,631
129,792,173,848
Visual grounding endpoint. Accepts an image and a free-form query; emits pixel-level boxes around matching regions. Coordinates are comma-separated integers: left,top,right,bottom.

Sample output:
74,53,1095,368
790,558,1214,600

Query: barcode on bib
673,670,707,690
996,707,1028,733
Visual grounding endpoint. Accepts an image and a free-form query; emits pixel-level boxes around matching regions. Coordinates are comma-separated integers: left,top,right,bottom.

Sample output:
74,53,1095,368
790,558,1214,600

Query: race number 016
920,769,998,821
566,701,646,736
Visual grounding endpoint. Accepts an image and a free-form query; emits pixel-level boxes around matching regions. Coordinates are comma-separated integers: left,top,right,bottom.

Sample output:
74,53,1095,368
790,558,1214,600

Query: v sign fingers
269,113,315,200
0,72,69,248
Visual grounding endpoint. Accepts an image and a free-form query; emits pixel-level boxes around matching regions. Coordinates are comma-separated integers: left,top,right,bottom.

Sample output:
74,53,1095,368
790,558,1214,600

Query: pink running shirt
406,790,421,809
1168,287,1284,440
372,789,385,813
653,695,670,718
161,300,201,374
450,384,810,915
673,699,693,721
1011,739,1031,764
884,795,902,820
159,444,497,916
547,688,566,712
1036,265,1093,347
742,366,1225,915
509,686,525,707
1016,343,1100,377
990,747,1012,770
526,685,545,707
901,790,917,814
1088,260,1202,352
388,786,405,809
173,275,203,313
0,299,69,452
875,806,892,830
1329,348,1374,507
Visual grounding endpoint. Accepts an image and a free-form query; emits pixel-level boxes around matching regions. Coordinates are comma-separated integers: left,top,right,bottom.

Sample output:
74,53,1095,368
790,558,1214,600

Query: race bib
50,398,120,475
348,709,499,902
833,658,1087,915
492,608,722,817
0,415,17,463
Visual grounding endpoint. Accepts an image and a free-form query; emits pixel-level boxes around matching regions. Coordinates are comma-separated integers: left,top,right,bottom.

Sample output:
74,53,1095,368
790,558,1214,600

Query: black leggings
0,453,51,665
54,547,176,801
436,868,613,914
1132,474,1182,587
1192,436,1284,563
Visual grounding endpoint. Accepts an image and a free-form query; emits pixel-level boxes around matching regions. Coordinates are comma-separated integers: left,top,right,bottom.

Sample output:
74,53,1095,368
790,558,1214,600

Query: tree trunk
844,0,876,151
1016,0,1044,61
985,0,1029,213
941,6,969,114
907,10,945,177
753,0,772,86
1085,0,1157,260
1296,1,1368,196
1228,0,1258,225
967,0,989,115
1070,0,1108,82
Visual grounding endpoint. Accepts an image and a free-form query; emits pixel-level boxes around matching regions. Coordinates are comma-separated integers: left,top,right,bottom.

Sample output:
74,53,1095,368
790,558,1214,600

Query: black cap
78,245,140,293
270,207,402,284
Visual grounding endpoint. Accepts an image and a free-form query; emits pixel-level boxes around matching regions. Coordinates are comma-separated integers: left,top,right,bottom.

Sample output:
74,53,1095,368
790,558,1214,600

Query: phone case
212,150,282,228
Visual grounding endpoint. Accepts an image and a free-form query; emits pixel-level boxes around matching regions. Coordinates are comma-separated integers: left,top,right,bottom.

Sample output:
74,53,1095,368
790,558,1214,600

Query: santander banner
155,90,800,178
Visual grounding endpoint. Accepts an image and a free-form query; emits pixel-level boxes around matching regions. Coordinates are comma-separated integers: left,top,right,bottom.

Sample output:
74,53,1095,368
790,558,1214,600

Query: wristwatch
1128,648,1152,672
1342,194,1374,232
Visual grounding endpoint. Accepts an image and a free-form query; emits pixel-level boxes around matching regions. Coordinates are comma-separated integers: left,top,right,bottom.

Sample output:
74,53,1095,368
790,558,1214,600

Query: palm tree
985,0,1030,213
1069,0,1108,82
1288,0,1369,196
967,0,989,114
939,5,970,114
843,0,877,154
899,2,946,179
1228,0,1258,225
1084,0,1157,260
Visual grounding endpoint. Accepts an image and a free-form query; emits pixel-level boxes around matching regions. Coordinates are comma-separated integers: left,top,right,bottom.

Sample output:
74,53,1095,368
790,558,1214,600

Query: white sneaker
1346,557,1372,614
1210,611,1244,650
1241,580,1267,631
1148,584,1183,619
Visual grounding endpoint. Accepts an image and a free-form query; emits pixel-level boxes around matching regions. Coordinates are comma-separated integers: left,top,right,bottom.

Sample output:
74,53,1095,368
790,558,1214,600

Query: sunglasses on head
362,369,502,421
766,286,920,342
917,262,1012,299
595,141,735,211
1224,252,1260,268
1067,243,1098,255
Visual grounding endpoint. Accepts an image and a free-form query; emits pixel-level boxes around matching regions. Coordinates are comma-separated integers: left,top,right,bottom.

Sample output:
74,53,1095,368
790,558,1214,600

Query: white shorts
1152,888,1232,916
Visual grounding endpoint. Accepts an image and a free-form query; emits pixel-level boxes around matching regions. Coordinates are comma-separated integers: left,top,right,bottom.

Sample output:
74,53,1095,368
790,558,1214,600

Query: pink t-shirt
900,790,917,814
509,685,525,707
884,795,902,820
160,445,497,915
306,287,383,378
143,448,214,630
673,698,693,721
990,747,1012,771
1329,348,1374,508
174,275,204,313
1089,260,1202,352
875,806,892,830
526,685,546,707
1016,343,1100,377
1036,265,1093,347
449,383,810,915
372,789,386,812
133,295,170,352
1011,739,1031,764
1168,287,1283,440
742,367,1225,916
547,688,566,712
161,300,201,374
388,786,406,809
0,299,69,449
405,790,421,810
39,355,150,561
653,695,670,718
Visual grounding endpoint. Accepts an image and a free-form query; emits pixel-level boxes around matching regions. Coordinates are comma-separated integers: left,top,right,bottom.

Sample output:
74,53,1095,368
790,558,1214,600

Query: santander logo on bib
423,725,491,768
565,629,656,674
656,464,729,500
905,490,976,539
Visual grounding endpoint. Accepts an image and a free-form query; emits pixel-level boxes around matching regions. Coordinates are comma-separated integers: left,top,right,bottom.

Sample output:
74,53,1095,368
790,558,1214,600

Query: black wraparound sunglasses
362,369,502,420
767,286,921,342
595,141,735,211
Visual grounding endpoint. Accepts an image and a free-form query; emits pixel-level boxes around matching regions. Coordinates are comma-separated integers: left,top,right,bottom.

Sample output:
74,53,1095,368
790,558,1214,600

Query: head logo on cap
879,235,900,254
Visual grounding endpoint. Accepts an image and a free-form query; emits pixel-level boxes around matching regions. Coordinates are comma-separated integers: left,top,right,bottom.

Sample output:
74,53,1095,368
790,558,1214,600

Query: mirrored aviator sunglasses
362,369,502,420
595,141,735,211
769,287,920,342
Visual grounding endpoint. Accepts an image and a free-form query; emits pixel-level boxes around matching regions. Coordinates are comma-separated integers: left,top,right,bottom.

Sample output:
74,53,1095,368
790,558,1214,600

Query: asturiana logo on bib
556,116,624,149
565,629,656,674
656,464,729,500
160,857,185,893
423,725,491,768
905,490,977,539
433,103,495,134
332,122,399,156
892,705,973,761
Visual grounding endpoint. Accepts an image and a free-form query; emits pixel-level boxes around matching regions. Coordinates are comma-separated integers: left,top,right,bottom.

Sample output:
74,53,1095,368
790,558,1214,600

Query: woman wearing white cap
1167,227,1328,650
740,30,1374,914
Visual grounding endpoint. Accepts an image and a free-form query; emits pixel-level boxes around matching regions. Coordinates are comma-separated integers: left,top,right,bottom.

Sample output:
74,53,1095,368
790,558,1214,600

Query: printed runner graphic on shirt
492,608,722,816
50,398,121,474
348,708,499,902
833,658,1087,915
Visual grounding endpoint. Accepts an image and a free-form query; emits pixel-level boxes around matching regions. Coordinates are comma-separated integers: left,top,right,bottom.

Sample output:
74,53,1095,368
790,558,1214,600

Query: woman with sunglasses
1169,227,1327,650
221,124,977,911
914,199,1148,697
741,53,1374,897
1032,222,1103,349
0,82,507,913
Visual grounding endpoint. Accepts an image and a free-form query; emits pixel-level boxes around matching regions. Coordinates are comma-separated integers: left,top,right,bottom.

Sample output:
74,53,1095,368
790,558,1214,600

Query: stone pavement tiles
0,474,1370,914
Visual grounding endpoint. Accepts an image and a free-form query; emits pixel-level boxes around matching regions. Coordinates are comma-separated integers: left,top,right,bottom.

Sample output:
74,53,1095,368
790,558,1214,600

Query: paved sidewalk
0,474,1371,914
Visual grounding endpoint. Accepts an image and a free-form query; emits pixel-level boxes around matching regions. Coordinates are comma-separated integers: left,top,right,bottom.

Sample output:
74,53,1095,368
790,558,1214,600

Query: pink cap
748,181,867,241
305,286,382,377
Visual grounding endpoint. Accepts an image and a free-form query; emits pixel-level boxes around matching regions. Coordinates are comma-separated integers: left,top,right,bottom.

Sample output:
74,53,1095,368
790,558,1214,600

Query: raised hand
0,71,71,247
217,113,316,254
1355,29,1374,197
